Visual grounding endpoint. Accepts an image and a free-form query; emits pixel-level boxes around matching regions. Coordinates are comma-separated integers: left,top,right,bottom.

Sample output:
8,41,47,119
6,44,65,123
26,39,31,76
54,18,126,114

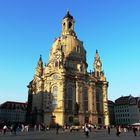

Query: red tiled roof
0,101,27,110
115,95,132,105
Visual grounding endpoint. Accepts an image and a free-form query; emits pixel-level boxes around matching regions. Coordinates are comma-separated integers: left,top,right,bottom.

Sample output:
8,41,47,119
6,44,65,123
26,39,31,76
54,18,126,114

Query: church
27,11,109,127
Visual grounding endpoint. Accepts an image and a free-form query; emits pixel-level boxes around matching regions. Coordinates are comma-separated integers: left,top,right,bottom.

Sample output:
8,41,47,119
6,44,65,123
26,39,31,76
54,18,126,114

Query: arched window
68,21,72,29
53,86,58,97
51,86,58,109
66,87,73,110
76,45,80,53
54,61,58,67
63,22,65,30
80,64,83,72
83,88,88,111
96,88,102,113
67,87,73,99
69,116,73,123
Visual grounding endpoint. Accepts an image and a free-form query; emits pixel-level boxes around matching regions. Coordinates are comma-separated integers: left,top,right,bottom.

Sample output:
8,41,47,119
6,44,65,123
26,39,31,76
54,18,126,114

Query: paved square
0,128,140,140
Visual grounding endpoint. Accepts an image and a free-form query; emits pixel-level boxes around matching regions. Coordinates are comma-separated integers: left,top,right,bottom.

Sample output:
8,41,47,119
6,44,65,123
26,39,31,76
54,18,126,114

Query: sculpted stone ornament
55,48,64,68
35,78,43,92
94,60,101,71
100,72,106,81
27,81,34,94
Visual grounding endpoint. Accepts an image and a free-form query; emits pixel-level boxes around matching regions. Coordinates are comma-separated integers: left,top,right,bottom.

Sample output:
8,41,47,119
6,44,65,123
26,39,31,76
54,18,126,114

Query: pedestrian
10,124,14,134
38,124,41,132
88,123,92,132
116,125,121,136
21,124,25,132
13,123,18,135
34,124,37,131
133,127,137,136
123,127,127,132
108,126,110,134
84,124,89,138
56,123,59,134
3,125,7,135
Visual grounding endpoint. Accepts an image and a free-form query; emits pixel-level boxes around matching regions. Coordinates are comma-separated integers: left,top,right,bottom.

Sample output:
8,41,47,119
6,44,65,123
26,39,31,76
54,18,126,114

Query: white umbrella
131,123,140,126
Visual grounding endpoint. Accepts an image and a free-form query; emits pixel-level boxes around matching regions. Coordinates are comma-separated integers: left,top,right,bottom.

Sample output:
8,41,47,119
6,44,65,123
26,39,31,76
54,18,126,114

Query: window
96,89,102,113
66,87,73,110
69,116,73,123
67,87,73,99
83,88,88,111
68,22,72,29
76,45,80,53
53,86,58,97
63,22,65,30
51,86,58,109
54,61,58,67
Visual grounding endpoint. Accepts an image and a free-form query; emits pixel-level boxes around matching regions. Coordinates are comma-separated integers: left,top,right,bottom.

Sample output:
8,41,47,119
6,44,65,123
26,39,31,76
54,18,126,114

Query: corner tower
93,50,109,127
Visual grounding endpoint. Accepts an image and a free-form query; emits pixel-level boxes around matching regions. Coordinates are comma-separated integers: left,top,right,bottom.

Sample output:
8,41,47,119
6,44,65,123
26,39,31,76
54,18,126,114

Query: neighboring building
27,11,109,127
115,95,140,125
108,100,115,125
0,101,27,124
129,97,140,124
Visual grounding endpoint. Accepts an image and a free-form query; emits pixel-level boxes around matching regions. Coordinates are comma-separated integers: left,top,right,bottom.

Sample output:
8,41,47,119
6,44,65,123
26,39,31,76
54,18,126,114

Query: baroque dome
50,35,86,62
49,11,87,66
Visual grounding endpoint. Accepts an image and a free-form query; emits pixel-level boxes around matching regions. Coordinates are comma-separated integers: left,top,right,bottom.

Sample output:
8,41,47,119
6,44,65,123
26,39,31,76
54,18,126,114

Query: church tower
93,50,109,126
27,11,109,127
35,55,43,77
94,50,102,77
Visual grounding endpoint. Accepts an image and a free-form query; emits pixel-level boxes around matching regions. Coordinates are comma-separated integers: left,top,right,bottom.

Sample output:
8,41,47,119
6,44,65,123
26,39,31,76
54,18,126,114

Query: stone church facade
27,11,109,127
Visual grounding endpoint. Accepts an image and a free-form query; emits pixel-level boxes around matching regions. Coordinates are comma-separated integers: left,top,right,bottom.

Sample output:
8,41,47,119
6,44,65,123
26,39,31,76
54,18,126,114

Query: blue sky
0,0,140,104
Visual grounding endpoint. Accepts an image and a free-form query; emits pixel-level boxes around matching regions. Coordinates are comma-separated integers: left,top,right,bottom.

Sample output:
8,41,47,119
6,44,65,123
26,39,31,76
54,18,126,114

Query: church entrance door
51,116,56,126
85,117,89,123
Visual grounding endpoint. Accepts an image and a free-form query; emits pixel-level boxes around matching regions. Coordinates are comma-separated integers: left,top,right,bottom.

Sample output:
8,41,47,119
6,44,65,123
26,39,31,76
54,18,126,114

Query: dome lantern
61,11,76,36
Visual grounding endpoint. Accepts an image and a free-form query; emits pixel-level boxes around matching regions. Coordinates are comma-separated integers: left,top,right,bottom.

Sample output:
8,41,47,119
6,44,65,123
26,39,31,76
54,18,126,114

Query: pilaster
102,82,109,126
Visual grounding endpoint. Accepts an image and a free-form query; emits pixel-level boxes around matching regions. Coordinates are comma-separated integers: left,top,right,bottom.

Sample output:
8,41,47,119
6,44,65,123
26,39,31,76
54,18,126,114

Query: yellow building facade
27,11,109,127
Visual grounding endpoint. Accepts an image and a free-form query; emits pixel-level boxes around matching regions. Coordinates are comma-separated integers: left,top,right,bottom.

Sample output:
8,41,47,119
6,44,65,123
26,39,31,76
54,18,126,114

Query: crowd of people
1,123,20,135
0,123,47,135
0,122,139,137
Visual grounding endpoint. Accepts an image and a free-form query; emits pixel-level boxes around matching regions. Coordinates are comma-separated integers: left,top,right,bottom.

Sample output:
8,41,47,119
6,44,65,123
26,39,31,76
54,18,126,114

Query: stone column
76,80,79,104
59,79,65,126
77,81,84,125
88,82,98,125
79,84,83,112
102,82,109,127
76,80,83,112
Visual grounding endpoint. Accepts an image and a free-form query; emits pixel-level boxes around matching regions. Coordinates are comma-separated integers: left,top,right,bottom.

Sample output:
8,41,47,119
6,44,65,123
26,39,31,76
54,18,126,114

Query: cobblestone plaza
0,128,140,140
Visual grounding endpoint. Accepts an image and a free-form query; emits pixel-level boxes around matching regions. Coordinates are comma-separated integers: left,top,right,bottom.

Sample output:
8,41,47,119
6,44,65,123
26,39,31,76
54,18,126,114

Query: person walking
13,123,18,135
21,124,25,132
116,125,121,136
108,126,111,134
34,124,37,131
84,124,89,138
3,125,7,135
133,127,137,136
56,123,59,134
